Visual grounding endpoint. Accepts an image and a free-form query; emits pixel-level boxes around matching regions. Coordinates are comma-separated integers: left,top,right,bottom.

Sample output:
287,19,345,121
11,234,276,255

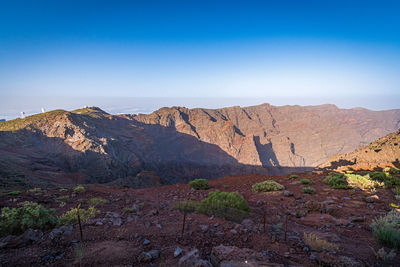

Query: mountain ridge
1,103,399,188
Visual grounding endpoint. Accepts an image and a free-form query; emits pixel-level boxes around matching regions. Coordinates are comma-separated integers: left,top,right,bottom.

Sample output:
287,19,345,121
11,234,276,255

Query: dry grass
303,233,339,252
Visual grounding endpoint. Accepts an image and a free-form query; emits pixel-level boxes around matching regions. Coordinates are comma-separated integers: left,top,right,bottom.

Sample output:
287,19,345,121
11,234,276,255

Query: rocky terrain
0,104,400,188
1,110,400,266
319,129,400,172
0,170,399,266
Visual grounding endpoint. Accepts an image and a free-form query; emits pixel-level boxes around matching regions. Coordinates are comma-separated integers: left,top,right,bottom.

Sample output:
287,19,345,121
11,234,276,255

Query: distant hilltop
0,119,5,122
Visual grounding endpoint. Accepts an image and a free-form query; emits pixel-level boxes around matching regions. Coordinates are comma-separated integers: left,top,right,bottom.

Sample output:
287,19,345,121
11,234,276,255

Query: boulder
178,249,212,267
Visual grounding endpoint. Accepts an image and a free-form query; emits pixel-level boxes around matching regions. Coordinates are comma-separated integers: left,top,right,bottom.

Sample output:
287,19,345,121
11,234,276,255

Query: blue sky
1,0,400,118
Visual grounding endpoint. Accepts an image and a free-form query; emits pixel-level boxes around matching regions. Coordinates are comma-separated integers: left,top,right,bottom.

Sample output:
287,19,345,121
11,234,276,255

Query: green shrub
174,191,251,222
57,195,69,202
59,206,99,225
73,185,85,193
252,180,284,192
393,186,400,196
28,188,42,194
369,171,400,188
370,171,388,181
300,179,312,185
88,197,107,206
0,202,58,236
290,174,299,179
302,187,316,194
201,190,250,212
188,179,210,190
370,210,400,248
7,191,21,196
345,173,383,190
324,173,349,189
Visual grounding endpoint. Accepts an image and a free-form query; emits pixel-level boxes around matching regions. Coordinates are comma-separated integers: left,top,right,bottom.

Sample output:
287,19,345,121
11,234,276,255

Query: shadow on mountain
253,136,280,168
0,115,314,188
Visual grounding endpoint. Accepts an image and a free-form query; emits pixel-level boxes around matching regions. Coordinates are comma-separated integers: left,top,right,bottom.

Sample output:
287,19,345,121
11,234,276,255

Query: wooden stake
284,214,289,242
181,209,187,236
76,203,83,241
263,209,266,234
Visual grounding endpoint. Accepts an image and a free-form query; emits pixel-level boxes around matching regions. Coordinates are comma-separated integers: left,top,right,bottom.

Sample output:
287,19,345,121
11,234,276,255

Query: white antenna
20,112,25,119
41,108,45,113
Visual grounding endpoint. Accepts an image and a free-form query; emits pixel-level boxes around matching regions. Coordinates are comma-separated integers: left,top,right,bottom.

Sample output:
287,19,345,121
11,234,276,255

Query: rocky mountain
0,104,399,187
318,128,400,172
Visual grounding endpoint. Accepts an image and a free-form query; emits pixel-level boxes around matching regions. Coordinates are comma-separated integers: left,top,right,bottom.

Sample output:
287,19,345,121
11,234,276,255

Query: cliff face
132,104,400,168
318,129,400,171
0,104,399,187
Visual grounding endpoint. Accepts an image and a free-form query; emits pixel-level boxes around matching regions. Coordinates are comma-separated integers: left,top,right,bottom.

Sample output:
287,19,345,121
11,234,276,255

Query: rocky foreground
1,171,399,266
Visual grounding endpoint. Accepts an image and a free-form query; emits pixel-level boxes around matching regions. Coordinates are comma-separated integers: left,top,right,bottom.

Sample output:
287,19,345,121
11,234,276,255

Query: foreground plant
252,180,284,192
188,179,210,190
303,232,338,252
0,202,58,236
370,210,400,249
173,190,250,222
59,206,99,225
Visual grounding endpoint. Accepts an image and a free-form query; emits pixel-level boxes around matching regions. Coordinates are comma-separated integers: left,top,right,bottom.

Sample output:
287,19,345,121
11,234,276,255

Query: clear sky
1,0,400,119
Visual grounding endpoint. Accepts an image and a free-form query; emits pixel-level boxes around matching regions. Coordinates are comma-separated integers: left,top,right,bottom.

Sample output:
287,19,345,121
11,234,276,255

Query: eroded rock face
0,104,399,187
318,129,400,171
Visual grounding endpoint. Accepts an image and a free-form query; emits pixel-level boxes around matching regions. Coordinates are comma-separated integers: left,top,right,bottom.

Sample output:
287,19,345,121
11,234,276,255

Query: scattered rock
111,217,123,226
178,249,212,267
283,190,293,197
310,252,318,261
199,225,209,232
174,247,183,257
365,195,379,203
143,239,150,245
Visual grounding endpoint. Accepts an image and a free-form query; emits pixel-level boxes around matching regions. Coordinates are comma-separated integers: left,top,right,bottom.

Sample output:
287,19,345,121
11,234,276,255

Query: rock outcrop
0,104,399,187
318,129,400,171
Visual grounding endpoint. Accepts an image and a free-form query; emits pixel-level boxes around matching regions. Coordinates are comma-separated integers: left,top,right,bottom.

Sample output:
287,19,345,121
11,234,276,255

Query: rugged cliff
0,104,399,187
318,128,400,171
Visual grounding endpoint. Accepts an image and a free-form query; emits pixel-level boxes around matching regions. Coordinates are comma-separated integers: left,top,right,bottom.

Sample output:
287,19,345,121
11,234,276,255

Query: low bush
7,191,21,196
300,179,312,185
88,197,107,206
370,210,400,249
370,172,400,188
28,188,42,194
252,180,284,192
302,187,316,194
57,195,69,202
324,173,349,189
0,202,58,236
303,232,339,252
73,185,85,193
59,206,99,225
345,173,383,191
289,174,299,179
173,191,250,222
188,179,210,190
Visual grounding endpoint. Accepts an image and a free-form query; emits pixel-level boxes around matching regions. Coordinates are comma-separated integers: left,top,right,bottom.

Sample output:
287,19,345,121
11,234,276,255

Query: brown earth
0,172,399,266
1,104,400,188
319,129,400,172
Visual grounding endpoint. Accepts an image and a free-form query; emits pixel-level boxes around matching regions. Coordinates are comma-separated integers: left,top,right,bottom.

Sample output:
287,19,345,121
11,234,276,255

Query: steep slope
0,104,399,187
132,104,400,168
318,128,400,171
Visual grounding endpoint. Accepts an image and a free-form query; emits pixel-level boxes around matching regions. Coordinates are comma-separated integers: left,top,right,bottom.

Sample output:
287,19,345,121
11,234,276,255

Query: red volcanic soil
0,173,399,266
